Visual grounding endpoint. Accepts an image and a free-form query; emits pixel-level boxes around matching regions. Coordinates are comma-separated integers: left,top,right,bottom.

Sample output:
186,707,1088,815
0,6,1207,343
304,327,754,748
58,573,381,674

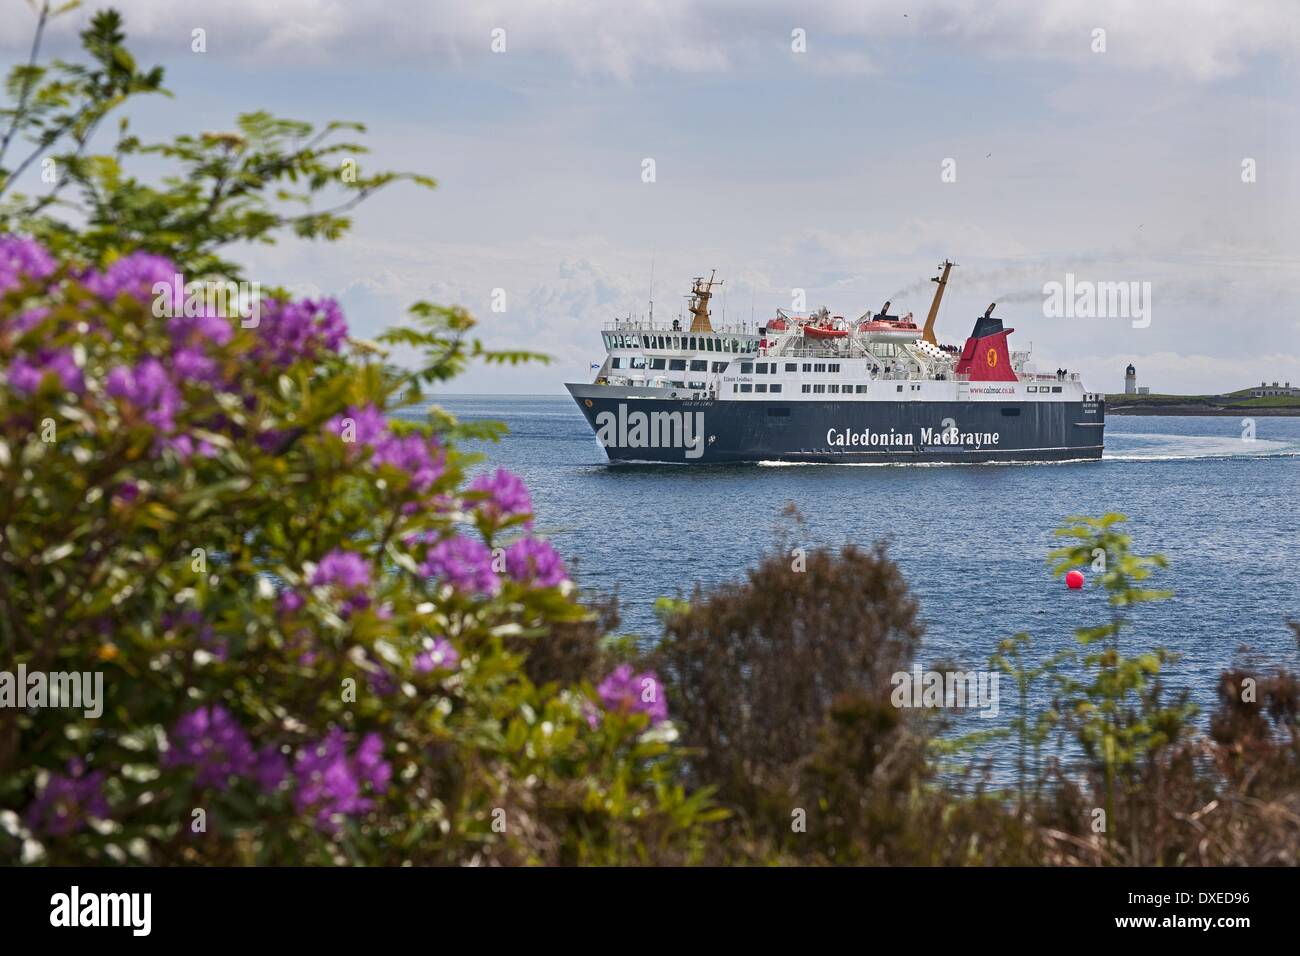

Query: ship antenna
648,255,655,326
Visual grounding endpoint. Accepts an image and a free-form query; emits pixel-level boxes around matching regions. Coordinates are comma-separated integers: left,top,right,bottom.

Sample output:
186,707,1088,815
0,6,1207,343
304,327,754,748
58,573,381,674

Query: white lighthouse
1124,363,1137,395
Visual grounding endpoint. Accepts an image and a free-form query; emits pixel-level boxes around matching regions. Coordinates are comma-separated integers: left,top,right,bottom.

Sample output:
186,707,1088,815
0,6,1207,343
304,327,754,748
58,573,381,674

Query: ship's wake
1103,433,1299,461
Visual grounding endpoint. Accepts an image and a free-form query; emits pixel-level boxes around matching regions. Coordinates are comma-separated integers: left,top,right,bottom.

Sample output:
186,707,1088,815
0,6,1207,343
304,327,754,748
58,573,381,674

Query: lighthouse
1124,363,1137,395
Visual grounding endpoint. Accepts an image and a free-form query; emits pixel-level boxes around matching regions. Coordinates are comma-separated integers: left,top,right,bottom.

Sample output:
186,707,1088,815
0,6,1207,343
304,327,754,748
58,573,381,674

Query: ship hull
567,384,1104,464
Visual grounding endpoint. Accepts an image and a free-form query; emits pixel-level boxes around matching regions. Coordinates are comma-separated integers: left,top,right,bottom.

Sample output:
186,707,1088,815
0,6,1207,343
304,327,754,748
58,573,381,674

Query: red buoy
1066,570,1085,590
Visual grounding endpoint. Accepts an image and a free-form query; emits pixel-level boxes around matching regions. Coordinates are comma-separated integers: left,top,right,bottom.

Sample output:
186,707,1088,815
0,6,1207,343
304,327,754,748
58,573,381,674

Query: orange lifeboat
803,325,849,339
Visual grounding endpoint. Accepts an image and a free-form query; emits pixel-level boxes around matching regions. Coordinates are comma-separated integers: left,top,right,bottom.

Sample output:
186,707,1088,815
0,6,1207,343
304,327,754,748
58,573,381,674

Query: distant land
1106,387,1300,416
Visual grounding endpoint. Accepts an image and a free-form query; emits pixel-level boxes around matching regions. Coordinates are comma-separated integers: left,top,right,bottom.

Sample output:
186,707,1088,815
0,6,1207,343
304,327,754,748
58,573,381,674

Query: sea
416,396,1300,750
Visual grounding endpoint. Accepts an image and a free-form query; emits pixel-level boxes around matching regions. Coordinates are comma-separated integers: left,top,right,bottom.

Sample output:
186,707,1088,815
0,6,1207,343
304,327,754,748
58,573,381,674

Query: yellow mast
921,259,955,345
688,270,721,333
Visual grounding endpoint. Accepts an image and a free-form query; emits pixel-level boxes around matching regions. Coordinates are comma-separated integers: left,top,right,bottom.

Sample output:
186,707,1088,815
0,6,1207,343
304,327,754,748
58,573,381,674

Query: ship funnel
984,302,997,318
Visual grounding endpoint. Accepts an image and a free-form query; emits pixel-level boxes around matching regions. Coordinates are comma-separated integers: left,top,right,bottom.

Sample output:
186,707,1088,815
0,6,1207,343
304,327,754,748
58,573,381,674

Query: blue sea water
419,395,1300,733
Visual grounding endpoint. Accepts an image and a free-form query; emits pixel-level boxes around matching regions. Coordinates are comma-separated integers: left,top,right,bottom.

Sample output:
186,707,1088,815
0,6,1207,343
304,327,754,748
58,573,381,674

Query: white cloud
11,0,1298,81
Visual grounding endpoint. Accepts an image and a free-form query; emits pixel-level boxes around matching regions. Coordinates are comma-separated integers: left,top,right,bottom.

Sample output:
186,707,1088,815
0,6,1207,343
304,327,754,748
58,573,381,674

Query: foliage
0,6,710,865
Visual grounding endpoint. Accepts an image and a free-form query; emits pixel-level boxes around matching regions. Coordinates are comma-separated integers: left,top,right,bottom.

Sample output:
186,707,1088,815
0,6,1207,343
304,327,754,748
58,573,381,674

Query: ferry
565,261,1105,463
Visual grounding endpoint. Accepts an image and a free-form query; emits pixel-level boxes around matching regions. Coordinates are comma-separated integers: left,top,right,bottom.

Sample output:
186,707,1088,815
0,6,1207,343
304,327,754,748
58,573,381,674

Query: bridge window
669,359,687,371
690,359,707,372
650,358,666,370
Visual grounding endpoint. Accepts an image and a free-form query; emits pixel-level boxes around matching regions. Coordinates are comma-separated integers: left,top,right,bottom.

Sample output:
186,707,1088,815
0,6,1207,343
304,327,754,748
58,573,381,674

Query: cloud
12,0,1298,81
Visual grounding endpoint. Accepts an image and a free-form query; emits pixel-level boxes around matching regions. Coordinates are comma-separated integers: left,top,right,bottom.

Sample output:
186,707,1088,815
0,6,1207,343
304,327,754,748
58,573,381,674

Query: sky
5,0,1300,394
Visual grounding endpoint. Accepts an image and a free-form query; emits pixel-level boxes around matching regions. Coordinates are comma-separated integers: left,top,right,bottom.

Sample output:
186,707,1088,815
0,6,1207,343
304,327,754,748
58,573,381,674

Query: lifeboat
857,317,922,342
767,317,789,331
803,324,849,340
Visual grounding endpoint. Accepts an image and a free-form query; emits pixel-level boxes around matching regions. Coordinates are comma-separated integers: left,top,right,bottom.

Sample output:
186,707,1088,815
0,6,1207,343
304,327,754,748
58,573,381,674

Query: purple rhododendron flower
503,537,568,588
293,728,390,831
414,534,500,595
311,549,371,590
254,297,348,365
106,358,181,432
163,705,257,790
413,637,460,675
84,251,178,303
371,433,445,495
325,403,389,449
254,745,289,794
8,348,84,395
470,468,533,524
25,759,110,836
0,235,56,294
597,664,668,725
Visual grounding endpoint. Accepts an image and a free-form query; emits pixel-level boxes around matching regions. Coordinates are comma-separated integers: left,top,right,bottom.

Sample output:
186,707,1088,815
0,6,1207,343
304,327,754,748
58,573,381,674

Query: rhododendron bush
0,235,711,864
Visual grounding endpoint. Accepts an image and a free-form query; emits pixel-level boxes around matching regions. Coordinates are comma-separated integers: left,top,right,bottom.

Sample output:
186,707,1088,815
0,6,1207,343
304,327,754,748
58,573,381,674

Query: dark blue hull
568,390,1105,464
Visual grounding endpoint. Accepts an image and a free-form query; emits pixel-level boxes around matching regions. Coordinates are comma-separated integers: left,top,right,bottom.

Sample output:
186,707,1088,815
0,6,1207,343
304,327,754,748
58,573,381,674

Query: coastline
1107,405,1300,416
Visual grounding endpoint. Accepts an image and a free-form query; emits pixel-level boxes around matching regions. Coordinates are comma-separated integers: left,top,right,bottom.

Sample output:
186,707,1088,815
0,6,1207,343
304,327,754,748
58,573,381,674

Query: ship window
813,384,826,393
1001,407,1021,417
669,359,687,371
756,362,768,373
610,358,622,369
755,383,767,393
631,357,646,369
741,363,753,374
740,384,753,393
855,385,868,394
785,363,797,372
828,385,840,393
1051,386,1062,393
1027,386,1038,393
657,336,665,349
829,363,841,372
688,381,706,389
731,339,740,352
802,384,811,393
814,363,826,372
896,385,903,392
650,358,666,370
767,407,789,417
771,384,782,393
712,362,727,373
802,363,812,372
690,360,707,372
